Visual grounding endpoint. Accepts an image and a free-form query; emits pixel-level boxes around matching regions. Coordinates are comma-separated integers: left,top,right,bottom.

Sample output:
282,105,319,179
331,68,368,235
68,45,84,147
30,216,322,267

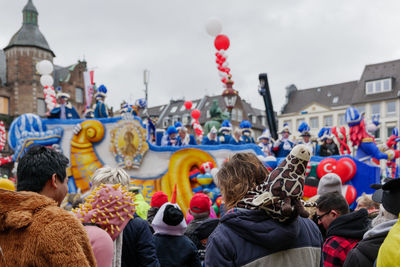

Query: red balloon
191,109,201,120
225,68,231,73
342,184,357,205
316,158,338,179
335,158,357,183
184,101,192,110
221,77,227,83
303,185,318,198
220,57,226,63
214,35,230,50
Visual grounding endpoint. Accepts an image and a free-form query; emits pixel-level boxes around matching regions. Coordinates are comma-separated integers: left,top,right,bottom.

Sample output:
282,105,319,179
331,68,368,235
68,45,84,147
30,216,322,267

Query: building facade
279,59,400,143
0,0,88,120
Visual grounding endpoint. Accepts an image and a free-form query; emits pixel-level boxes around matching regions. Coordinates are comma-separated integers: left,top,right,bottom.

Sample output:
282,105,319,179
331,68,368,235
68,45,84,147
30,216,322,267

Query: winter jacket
376,218,400,267
49,103,80,119
323,208,369,267
0,189,96,267
134,193,151,220
343,219,397,267
205,208,323,267
185,216,209,237
319,142,339,157
153,234,201,267
121,214,160,267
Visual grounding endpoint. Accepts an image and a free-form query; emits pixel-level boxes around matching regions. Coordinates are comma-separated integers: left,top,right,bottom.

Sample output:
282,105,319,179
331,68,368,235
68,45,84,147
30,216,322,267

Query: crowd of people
0,144,398,267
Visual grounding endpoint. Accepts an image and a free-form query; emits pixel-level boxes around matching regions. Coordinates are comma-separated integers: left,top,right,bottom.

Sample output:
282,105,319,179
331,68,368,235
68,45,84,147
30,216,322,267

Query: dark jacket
343,219,397,267
122,214,160,267
323,208,369,267
205,208,323,267
49,104,80,119
153,234,201,267
319,142,339,156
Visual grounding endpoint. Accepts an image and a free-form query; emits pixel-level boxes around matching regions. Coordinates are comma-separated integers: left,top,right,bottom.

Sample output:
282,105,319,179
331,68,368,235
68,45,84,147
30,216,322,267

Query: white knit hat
151,202,187,236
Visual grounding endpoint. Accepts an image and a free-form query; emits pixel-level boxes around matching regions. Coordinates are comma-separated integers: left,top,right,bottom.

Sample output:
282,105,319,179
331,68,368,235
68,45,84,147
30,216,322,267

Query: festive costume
258,129,273,156
49,92,80,119
94,85,109,118
273,123,294,158
318,128,339,157
218,120,232,144
240,120,255,144
201,127,220,145
297,122,316,156
161,126,178,147
229,135,244,145
177,134,197,146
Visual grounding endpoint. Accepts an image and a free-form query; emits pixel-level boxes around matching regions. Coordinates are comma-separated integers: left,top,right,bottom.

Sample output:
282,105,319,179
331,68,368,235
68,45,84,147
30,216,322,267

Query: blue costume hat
219,120,232,133
393,127,399,137
345,106,363,126
298,122,311,137
174,121,184,131
257,129,271,141
95,84,108,98
166,126,178,135
372,114,380,127
318,127,333,141
240,120,252,134
135,98,147,109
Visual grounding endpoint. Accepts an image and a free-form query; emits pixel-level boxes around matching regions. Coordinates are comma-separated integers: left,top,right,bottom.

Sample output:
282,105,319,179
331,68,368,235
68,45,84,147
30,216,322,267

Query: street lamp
221,75,238,118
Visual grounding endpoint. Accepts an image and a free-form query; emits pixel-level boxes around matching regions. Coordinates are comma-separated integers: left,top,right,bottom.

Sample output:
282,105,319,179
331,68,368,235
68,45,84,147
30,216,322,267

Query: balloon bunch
0,121,5,152
36,60,56,112
43,86,57,111
191,109,203,139
205,18,233,86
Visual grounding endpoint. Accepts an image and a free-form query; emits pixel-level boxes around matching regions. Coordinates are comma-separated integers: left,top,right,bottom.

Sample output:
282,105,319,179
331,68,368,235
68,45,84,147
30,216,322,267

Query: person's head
166,126,178,139
91,166,130,188
17,145,69,206
281,132,289,139
124,131,134,143
152,202,187,236
178,127,187,139
260,138,269,144
355,193,379,212
189,193,211,219
325,138,333,144
210,127,217,139
303,136,310,143
59,97,67,105
316,191,349,230
217,153,269,210
233,129,241,139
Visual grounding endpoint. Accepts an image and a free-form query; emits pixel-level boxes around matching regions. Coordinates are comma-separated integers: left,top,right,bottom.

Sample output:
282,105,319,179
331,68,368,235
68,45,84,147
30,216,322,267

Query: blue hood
221,208,300,250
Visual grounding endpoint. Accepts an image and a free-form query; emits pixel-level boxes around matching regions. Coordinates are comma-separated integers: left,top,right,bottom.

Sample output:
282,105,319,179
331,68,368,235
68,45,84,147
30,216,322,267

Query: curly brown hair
217,153,269,210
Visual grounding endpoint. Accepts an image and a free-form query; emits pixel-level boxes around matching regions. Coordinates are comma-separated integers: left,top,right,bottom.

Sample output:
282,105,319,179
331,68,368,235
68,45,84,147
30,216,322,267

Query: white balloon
40,74,54,87
37,60,54,75
205,18,222,36
222,62,229,68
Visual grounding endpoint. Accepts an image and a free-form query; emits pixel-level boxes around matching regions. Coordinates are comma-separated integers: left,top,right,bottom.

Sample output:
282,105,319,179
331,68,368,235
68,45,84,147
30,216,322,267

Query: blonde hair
356,193,379,210
217,153,269,210
91,166,130,188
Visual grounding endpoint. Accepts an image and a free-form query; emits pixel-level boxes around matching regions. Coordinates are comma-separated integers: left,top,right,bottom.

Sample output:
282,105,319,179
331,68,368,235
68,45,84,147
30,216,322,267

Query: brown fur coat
0,189,97,267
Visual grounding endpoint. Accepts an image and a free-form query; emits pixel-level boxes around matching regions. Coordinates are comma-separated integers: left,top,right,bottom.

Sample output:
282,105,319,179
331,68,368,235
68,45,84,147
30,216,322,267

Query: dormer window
365,78,392,94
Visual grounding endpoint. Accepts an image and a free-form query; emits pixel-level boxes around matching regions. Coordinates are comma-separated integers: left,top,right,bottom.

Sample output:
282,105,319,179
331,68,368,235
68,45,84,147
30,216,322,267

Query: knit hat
317,173,342,196
190,193,211,214
371,178,400,215
151,191,169,208
73,184,136,241
151,202,187,236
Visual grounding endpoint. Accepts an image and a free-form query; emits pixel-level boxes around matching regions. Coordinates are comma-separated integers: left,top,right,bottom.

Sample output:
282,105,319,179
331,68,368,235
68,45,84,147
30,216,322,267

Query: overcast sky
2,0,400,113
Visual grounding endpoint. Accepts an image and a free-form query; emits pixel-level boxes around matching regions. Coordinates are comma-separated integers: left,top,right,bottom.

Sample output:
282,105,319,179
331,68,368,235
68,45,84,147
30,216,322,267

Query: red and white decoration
205,18,234,86
84,70,95,109
43,86,57,111
0,121,6,152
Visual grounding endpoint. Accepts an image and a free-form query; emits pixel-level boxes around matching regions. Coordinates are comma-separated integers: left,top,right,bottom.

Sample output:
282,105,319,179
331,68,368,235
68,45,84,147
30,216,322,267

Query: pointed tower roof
4,0,55,57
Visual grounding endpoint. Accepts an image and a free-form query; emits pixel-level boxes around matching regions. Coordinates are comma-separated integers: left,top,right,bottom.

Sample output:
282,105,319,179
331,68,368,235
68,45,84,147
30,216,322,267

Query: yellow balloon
0,179,16,191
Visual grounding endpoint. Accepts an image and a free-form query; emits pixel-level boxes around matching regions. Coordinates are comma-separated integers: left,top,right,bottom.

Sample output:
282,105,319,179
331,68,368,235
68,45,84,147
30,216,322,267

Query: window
207,110,211,119
75,87,84,104
237,109,243,121
357,105,366,114
332,96,339,104
387,101,396,116
371,103,381,116
310,117,319,129
252,115,257,124
192,102,198,109
338,114,346,125
182,114,191,125
163,117,170,128
296,118,305,129
387,126,396,138
365,79,392,94
37,98,46,116
324,115,333,127
261,116,266,126
373,128,380,140
159,105,164,111
170,106,178,113
180,105,186,112
0,96,9,114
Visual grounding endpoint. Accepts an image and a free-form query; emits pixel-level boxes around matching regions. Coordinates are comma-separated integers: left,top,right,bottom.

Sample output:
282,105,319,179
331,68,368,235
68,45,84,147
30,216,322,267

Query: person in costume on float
257,129,273,156
94,84,108,118
318,127,339,157
297,122,316,156
202,127,220,145
218,120,232,145
240,120,255,144
49,91,80,119
175,122,197,146
83,107,94,119
229,128,244,145
161,126,179,147
272,123,294,157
